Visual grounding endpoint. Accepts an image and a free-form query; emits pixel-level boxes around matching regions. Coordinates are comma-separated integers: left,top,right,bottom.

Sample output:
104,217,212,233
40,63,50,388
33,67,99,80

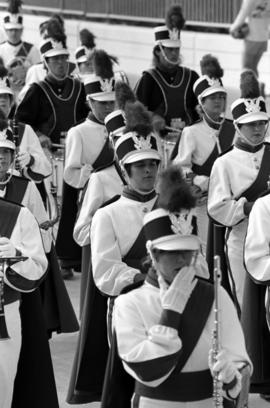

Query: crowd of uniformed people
0,0,270,407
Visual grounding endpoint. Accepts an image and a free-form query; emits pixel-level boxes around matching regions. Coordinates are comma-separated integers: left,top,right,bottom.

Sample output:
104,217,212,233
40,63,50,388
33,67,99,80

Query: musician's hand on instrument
209,349,242,399
38,134,52,150
158,266,197,314
0,237,16,258
15,151,32,169
152,114,166,132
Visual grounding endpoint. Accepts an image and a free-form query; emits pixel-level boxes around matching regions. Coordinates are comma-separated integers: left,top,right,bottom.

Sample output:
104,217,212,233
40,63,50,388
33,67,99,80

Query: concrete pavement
50,273,270,408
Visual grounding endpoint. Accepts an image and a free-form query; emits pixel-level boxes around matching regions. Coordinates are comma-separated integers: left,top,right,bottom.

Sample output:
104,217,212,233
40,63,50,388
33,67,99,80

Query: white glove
158,266,197,314
209,349,242,399
16,151,31,169
0,237,16,258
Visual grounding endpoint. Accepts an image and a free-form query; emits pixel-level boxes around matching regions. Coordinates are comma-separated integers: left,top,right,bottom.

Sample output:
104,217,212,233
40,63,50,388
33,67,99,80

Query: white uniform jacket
91,195,157,296
1,178,52,253
208,145,265,227
64,118,108,189
19,123,51,181
245,194,270,282
0,41,40,67
173,119,220,192
74,165,124,246
4,206,48,291
114,281,250,408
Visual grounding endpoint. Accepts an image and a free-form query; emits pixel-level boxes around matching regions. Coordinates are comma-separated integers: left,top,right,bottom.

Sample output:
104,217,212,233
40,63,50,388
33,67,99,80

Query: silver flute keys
212,255,223,407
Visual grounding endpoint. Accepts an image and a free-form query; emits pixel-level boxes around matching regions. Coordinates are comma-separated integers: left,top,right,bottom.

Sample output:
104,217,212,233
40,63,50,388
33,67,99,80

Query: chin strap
0,161,15,186
158,43,180,66
43,58,69,81
235,122,269,147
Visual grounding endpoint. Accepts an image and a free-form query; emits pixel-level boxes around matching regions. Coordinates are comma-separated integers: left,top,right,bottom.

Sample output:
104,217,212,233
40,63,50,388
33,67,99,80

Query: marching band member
0,0,40,68
0,67,51,184
243,192,270,401
0,197,48,407
0,114,78,336
173,54,235,252
135,6,199,135
74,28,96,81
16,30,88,279
112,165,251,408
67,101,161,404
67,110,125,404
91,101,161,298
208,70,270,308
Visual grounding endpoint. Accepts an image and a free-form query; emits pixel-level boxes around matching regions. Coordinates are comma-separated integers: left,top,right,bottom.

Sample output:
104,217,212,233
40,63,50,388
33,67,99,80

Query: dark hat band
76,48,86,59
144,215,173,242
105,114,125,134
232,99,266,120
194,77,223,98
116,134,158,162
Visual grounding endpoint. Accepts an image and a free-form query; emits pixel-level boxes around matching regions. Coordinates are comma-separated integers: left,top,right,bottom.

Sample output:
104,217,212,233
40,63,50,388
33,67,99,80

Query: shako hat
75,45,93,64
104,110,125,137
4,0,23,30
115,132,160,165
154,25,181,48
144,208,200,251
193,75,226,100
40,38,69,59
84,75,115,102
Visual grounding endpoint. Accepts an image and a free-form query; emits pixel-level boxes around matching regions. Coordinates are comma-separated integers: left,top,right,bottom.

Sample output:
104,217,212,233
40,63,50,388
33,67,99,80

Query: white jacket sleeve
91,209,141,296
20,124,51,181
208,159,247,226
74,174,105,246
245,197,270,282
64,127,93,189
4,207,48,292
114,292,182,386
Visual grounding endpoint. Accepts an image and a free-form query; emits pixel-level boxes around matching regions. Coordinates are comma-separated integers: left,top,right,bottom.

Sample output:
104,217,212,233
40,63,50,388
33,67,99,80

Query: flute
212,255,223,407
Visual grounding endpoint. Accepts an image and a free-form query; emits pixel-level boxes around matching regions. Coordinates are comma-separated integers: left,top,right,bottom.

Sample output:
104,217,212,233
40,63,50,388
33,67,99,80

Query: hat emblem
243,98,261,113
0,131,8,142
207,77,221,87
0,77,9,88
100,78,114,93
132,134,152,150
169,210,194,236
169,28,180,40
51,40,64,50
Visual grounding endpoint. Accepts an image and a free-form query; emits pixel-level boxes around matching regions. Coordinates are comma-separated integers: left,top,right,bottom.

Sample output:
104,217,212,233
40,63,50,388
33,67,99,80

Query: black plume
166,5,185,31
92,49,115,79
80,28,96,49
46,18,65,40
7,0,22,13
157,165,196,212
124,101,153,137
200,54,224,78
240,69,260,98
115,81,136,111
0,65,8,77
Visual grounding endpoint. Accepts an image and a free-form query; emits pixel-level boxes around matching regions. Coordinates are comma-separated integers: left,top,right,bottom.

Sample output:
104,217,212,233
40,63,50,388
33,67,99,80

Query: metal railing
0,0,242,26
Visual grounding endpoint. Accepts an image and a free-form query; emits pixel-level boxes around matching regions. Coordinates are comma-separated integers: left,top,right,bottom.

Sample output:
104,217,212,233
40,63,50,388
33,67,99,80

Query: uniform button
142,207,148,214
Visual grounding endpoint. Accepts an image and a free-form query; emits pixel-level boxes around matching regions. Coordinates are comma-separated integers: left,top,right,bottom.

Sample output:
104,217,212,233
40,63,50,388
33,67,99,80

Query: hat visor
152,235,201,251
4,23,23,30
156,39,181,48
0,141,15,150
89,92,115,102
76,56,88,64
235,111,269,124
200,87,227,99
44,49,69,58
123,150,161,164
0,87,13,96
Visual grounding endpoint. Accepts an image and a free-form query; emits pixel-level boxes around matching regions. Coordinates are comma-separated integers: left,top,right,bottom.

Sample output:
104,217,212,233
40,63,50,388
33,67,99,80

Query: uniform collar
122,186,157,203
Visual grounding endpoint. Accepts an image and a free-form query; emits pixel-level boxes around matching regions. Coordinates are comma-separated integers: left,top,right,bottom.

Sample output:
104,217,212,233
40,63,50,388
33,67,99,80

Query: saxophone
212,255,223,407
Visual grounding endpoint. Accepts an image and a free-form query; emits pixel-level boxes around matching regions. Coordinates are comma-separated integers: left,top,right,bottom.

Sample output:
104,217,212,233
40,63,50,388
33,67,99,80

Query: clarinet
212,255,223,407
0,255,27,340
0,259,9,340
